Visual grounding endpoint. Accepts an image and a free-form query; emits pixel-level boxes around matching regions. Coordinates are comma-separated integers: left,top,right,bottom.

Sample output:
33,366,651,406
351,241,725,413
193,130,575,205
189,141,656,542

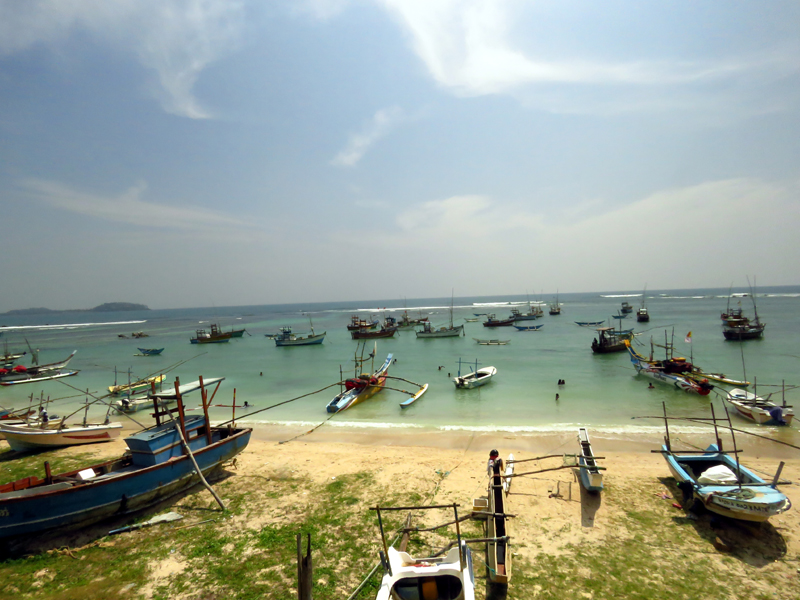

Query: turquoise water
1,287,799,437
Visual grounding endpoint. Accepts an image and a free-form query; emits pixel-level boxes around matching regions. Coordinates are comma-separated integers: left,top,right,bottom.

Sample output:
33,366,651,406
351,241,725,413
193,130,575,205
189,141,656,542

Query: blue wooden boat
513,324,543,331
0,377,251,541
136,348,164,356
574,321,604,327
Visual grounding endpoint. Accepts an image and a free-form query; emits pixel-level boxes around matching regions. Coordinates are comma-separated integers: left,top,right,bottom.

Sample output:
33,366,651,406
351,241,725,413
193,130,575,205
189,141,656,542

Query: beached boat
373,504,476,600
577,428,603,492
135,348,164,356
486,456,511,585
346,315,379,331
326,353,393,413
0,377,252,541
625,342,713,395
591,327,631,354
0,421,124,452
454,361,497,389
723,388,794,426
513,323,543,331
274,326,326,347
0,350,79,386
416,294,464,338
190,324,232,344
483,314,516,327
108,372,166,395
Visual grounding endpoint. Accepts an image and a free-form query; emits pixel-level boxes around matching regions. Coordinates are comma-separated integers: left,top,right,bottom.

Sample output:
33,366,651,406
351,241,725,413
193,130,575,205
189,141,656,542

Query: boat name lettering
714,498,770,513
0,508,9,517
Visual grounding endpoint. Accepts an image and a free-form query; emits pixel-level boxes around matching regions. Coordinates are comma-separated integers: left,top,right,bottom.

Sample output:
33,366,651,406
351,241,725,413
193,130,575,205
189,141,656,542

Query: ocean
1,287,799,442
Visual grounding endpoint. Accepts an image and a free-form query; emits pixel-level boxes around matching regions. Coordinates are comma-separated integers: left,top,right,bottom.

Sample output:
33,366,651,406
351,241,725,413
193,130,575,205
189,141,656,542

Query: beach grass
1,442,798,600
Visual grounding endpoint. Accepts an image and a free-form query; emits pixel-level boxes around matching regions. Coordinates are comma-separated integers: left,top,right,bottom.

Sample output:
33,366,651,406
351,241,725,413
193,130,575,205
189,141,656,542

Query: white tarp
697,465,738,485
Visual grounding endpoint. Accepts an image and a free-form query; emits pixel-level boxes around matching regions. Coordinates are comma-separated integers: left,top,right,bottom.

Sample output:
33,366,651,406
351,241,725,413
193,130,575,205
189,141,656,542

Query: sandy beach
3,423,799,599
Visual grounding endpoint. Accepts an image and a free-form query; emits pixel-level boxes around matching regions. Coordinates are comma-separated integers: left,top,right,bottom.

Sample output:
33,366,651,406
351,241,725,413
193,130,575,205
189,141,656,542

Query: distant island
2,303,150,316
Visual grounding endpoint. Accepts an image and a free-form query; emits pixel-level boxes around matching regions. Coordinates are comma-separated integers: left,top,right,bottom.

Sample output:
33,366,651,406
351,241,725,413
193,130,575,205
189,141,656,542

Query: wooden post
174,378,187,443
199,376,212,445
772,462,785,488
44,461,52,485
297,533,312,600
232,388,236,431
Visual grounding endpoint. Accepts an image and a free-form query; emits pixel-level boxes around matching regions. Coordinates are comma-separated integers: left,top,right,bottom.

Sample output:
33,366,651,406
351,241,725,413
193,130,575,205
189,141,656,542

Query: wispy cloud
331,106,405,167
19,178,250,230
0,0,244,119
375,0,799,113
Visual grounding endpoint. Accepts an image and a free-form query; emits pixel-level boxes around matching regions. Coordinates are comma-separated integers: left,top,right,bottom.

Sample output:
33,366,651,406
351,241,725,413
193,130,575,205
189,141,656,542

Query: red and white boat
0,421,123,452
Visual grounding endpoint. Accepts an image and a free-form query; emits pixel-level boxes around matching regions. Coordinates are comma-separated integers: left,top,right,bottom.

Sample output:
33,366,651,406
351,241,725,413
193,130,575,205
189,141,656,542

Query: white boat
416,292,464,338
453,362,497,389
723,388,794,426
273,326,326,347
577,428,603,492
399,383,429,408
0,421,123,452
374,504,475,600
0,350,78,386
113,377,225,414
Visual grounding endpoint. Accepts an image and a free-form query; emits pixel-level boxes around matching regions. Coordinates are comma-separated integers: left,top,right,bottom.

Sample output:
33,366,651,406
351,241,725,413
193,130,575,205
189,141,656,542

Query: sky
1,0,799,311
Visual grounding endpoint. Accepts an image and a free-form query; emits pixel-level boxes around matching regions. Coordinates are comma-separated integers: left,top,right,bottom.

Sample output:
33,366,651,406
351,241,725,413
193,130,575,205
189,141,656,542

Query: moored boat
108,373,166,395
453,360,496,389
190,324,232,344
136,348,164,356
0,350,79,386
549,291,561,316
723,388,794,426
346,315,379,331
591,327,631,354
512,323,543,331
416,293,463,338
274,326,326,346
483,314,516,327
620,301,633,314
473,339,510,345
351,326,397,340
326,353,393,413
625,342,713,395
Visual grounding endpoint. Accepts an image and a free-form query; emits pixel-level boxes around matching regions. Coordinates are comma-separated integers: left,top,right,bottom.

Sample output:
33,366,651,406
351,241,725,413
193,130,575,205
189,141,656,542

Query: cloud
375,0,799,114
331,106,406,166
19,178,250,230
0,0,244,119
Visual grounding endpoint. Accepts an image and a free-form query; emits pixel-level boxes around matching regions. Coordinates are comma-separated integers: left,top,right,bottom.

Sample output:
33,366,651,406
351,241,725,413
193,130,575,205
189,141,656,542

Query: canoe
0,422,123,452
326,354,393,413
487,455,511,585
578,428,603,492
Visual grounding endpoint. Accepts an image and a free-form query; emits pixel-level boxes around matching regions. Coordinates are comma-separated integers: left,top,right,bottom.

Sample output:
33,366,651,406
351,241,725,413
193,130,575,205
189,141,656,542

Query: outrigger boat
723,388,794,426
0,350,78,386
625,341,713,395
575,320,604,327
577,428,604,492
473,339,510,345
135,348,164,356
453,359,496,389
373,503,476,600
0,376,252,541
326,350,393,413
109,372,166,395
513,323,543,331
474,455,513,585
655,403,791,523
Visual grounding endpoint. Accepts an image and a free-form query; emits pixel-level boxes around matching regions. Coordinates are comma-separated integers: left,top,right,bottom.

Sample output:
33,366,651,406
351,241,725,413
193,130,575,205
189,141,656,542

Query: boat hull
275,332,326,346
454,367,496,389
661,444,790,522
416,325,464,338
0,428,251,539
0,423,124,452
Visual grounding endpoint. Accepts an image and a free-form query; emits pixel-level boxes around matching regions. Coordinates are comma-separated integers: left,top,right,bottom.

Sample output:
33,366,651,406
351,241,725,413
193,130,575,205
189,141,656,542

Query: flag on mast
685,331,692,344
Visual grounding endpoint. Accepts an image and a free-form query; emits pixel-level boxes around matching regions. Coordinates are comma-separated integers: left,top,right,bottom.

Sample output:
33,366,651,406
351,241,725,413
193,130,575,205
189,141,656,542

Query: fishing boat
509,297,542,321
373,504,476,600
135,348,164,356
274,325,326,346
346,315,379,331
228,328,247,338
513,323,543,331
190,324,232,344
657,404,790,522
108,373,166,395
723,388,794,426
0,350,79,386
399,383,429,408
591,327,631,354
396,308,428,329
636,286,650,322
453,360,496,389
620,301,633,314
351,326,396,340
575,320,604,327
464,317,479,323
0,421,124,452
416,293,464,338
549,291,561,316
577,428,603,492
483,314,516,327
473,339,510,346
722,281,765,340
625,342,713,395
0,376,252,541
326,353,393,413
